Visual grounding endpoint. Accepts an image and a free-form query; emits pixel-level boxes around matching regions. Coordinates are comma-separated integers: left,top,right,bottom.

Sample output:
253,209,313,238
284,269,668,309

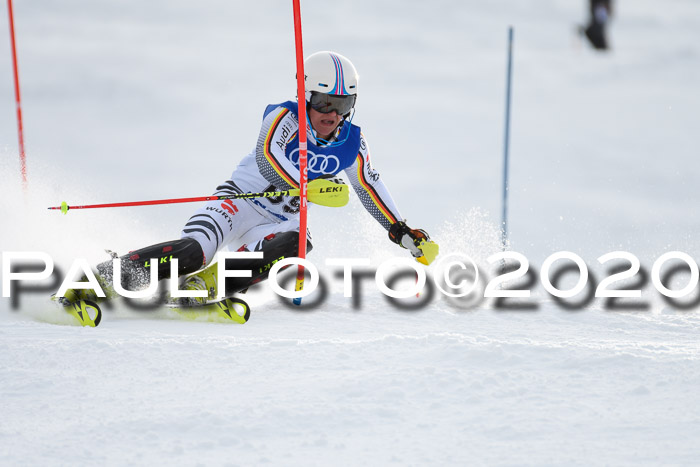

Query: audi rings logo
289,149,340,174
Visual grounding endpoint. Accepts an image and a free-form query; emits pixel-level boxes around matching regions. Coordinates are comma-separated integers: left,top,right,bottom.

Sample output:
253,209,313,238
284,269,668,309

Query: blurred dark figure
584,0,612,50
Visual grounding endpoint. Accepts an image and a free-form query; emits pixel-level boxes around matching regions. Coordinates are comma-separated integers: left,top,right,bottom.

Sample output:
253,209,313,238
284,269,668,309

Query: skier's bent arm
254,106,301,191
345,134,439,264
344,134,402,231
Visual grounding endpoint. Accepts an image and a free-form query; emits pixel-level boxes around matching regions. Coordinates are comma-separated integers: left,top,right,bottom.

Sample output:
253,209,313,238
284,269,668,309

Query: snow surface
2,0,700,465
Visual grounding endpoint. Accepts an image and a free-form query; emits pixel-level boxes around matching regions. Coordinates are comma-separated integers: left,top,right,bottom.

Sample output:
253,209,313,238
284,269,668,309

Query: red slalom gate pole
292,0,308,306
6,0,27,190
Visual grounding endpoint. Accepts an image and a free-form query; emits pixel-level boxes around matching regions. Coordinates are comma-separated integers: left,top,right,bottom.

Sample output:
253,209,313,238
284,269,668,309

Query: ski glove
388,221,439,265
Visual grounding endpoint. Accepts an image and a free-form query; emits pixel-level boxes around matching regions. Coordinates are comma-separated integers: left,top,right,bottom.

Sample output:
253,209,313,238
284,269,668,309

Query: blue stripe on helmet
329,53,348,95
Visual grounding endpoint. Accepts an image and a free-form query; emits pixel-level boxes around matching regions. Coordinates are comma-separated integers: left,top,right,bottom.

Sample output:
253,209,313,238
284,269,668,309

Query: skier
583,0,612,50
58,51,438,324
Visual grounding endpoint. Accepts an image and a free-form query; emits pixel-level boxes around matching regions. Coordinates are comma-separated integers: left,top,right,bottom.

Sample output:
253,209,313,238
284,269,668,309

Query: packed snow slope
2,0,700,465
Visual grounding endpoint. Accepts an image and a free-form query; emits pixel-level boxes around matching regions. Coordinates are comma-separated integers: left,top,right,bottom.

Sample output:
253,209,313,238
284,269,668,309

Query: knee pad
221,231,312,296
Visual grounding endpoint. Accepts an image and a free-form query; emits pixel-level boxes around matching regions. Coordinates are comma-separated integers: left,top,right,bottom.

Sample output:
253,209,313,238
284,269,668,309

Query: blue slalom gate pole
501,26,514,250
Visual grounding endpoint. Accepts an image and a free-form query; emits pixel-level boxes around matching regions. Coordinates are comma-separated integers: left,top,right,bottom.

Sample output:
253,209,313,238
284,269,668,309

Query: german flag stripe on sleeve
263,109,299,189
355,154,398,224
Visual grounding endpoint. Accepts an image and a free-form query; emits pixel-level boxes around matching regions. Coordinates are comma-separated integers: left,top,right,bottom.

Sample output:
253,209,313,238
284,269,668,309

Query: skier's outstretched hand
388,221,439,265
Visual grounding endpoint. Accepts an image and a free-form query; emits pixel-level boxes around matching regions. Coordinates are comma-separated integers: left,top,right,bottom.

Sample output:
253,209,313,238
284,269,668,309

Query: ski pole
48,179,349,214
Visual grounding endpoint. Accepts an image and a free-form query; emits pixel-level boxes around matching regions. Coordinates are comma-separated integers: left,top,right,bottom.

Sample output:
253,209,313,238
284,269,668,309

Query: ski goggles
309,92,356,116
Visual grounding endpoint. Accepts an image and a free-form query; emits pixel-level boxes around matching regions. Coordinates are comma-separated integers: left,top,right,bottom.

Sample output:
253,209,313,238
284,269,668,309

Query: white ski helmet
304,51,358,116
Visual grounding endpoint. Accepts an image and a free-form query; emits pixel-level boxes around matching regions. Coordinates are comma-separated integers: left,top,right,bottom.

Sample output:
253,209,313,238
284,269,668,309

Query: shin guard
97,238,205,292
